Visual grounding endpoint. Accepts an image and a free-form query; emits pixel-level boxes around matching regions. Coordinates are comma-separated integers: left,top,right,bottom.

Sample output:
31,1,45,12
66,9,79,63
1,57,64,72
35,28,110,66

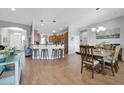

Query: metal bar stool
41,49,49,59
32,49,39,59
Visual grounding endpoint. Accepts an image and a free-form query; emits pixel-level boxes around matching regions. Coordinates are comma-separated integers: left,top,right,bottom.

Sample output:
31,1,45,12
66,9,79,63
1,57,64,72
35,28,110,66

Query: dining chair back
113,46,121,62
80,45,99,79
103,45,121,76
80,45,94,64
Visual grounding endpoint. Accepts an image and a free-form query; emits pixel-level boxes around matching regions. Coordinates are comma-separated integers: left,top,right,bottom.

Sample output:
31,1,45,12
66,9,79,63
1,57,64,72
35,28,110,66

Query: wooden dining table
76,49,114,74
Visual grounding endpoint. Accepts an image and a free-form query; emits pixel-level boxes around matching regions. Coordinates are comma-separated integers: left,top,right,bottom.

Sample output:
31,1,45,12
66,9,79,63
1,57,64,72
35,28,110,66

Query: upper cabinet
49,34,63,43
48,32,68,44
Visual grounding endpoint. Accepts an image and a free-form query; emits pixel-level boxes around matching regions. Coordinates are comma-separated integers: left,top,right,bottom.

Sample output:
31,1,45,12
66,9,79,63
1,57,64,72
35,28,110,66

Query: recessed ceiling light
96,8,100,10
11,8,16,11
40,20,44,26
40,20,44,22
52,20,56,23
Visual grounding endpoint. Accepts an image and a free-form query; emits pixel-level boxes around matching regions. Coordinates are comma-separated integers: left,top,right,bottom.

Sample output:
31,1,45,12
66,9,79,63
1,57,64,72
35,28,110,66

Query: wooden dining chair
104,44,112,50
103,46,121,76
80,45,100,79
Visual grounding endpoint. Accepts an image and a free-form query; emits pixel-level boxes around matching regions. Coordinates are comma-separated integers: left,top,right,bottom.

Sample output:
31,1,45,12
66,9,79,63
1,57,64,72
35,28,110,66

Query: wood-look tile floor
21,54,124,85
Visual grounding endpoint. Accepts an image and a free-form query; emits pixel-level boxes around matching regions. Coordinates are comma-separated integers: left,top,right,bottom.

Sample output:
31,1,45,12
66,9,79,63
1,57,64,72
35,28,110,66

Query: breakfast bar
31,44,64,60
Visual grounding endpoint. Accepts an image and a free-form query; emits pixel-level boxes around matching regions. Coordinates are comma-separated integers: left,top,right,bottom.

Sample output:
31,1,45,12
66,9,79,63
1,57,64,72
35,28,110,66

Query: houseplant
95,44,104,51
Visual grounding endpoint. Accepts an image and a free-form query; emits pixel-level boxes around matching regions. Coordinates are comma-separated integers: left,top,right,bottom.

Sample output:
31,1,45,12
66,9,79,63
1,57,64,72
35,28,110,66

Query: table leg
15,62,19,85
101,59,106,75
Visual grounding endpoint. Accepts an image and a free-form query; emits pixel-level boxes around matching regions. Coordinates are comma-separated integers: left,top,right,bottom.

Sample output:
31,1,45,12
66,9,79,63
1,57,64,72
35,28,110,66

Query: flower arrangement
95,44,104,49
0,47,16,58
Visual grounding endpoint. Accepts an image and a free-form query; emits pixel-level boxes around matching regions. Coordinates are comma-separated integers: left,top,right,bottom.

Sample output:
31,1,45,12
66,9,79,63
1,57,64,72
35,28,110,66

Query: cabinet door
49,36,52,42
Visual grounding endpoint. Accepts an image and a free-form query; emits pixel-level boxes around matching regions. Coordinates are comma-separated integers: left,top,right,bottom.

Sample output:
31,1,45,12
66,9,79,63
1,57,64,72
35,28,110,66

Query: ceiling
0,8,124,34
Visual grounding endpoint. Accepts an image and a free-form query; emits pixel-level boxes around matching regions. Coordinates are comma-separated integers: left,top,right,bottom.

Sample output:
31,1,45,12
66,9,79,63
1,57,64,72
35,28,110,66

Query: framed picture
96,28,120,39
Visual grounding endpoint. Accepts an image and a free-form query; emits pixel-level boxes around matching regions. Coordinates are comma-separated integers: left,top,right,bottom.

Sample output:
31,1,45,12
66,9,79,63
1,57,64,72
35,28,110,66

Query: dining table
76,49,114,74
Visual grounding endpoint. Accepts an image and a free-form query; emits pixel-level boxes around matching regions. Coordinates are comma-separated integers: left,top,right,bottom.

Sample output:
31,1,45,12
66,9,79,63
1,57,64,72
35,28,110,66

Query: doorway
0,27,27,50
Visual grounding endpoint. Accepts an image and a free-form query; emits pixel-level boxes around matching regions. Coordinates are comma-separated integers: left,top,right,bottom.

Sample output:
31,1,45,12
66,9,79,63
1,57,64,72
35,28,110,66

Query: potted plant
9,47,16,56
95,44,104,51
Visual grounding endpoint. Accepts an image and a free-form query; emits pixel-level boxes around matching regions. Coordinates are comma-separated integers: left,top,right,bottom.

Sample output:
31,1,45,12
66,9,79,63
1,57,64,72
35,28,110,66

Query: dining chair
104,44,112,50
80,45,100,79
103,46,121,76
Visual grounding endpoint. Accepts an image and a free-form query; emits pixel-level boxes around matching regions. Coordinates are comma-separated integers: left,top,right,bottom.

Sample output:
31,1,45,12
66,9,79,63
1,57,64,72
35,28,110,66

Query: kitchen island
31,44,64,60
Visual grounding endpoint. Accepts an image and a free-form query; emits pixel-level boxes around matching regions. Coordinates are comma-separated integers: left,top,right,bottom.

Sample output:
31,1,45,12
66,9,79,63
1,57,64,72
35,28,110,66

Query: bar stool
40,45,49,60
61,45,64,58
32,45,40,59
32,49,39,59
41,49,49,59
51,49,56,59
58,48,63,58
57,45,64,59
59,45,64,58
51,45,58,59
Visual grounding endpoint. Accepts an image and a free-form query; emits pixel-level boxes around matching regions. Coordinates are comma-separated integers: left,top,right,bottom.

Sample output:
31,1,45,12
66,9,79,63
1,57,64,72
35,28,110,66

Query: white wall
68,26,80,54
0,28,8,46
80,16,124,60
80,30,88,45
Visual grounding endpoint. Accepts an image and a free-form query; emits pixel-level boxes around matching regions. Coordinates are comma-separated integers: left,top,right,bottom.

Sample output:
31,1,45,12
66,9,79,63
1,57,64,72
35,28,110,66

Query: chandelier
91,26,106,32
91,9,106,33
